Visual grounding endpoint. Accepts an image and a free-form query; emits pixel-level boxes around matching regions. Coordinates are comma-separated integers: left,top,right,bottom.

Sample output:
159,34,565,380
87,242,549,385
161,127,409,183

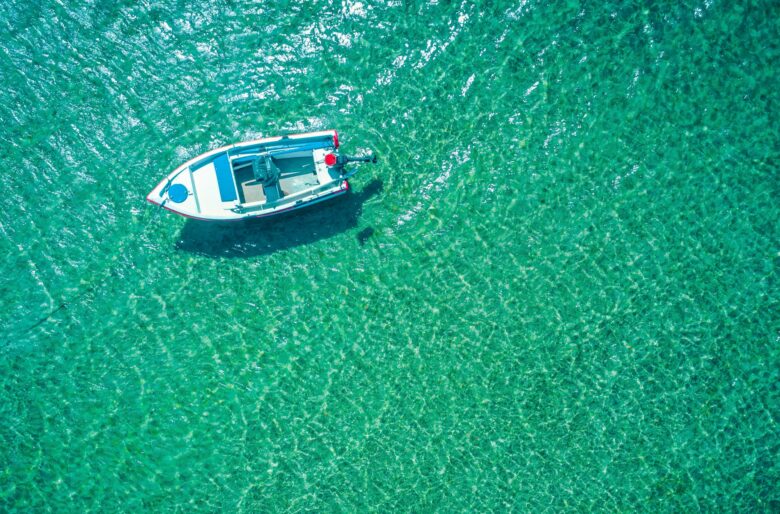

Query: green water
1,0,778,511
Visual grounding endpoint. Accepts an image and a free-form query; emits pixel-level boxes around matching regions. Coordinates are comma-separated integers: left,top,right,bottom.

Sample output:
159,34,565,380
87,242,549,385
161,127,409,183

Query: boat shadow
175,179,383,258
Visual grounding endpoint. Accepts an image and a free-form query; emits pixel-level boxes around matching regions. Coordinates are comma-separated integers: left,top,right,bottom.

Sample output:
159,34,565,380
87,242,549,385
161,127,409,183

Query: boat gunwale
147,181,349,222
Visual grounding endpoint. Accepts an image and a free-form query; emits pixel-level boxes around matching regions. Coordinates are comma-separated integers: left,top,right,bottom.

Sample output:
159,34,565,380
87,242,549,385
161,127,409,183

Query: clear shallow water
1,0,778,510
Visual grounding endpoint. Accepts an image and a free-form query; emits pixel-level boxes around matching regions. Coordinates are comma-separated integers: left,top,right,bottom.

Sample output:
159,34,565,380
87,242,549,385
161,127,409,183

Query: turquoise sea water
1,0,778,511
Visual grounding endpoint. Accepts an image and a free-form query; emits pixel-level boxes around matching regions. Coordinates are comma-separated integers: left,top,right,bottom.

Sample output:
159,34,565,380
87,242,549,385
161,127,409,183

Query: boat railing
231,180,344,214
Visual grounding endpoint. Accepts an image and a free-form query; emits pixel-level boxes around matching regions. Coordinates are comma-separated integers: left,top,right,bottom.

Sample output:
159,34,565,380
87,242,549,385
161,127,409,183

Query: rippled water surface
1,0,778,510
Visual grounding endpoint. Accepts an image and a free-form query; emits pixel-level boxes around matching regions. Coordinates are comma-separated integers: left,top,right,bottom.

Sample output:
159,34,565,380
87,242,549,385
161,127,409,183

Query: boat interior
230,152,320,205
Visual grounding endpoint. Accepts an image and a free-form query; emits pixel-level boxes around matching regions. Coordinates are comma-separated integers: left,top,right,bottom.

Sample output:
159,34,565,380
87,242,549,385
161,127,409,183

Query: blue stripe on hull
230,140,333,157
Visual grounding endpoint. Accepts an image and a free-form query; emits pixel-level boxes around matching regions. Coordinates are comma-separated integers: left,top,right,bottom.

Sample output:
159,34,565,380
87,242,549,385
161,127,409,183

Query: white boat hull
146,130,349,221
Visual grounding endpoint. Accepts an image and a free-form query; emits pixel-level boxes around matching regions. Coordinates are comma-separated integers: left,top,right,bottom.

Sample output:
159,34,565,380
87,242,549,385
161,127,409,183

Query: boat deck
233,155,320,204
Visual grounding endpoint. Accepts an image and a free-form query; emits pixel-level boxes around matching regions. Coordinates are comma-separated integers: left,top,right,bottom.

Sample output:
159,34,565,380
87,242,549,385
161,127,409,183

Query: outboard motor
324,152,377,178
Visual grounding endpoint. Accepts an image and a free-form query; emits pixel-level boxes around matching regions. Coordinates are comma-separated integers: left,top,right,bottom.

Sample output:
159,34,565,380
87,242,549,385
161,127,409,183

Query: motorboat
146,130,375,221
